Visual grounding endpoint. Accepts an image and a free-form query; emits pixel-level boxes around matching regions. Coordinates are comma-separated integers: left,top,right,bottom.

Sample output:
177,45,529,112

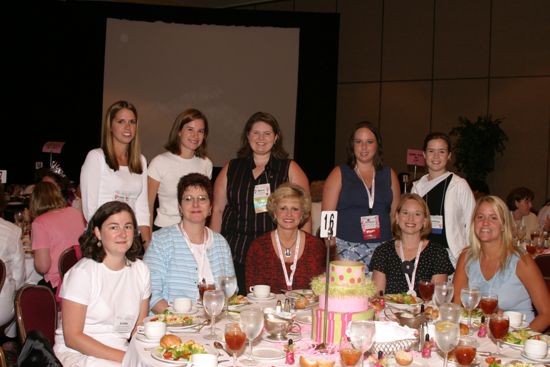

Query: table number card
320,211,337,238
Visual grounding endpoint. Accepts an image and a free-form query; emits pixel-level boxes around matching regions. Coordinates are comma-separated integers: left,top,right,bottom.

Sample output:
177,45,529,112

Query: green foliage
449,115,508,182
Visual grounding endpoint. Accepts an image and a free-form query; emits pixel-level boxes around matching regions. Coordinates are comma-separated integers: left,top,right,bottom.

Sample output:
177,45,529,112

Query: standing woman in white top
411,132,475,266
80,100,151,247
148,109,213,231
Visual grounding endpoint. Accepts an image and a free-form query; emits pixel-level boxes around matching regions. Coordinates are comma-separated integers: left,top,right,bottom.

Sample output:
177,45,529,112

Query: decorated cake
310,260,376,345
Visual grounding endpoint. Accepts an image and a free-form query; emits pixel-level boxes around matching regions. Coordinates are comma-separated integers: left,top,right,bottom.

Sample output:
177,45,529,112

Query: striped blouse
221,156,290,264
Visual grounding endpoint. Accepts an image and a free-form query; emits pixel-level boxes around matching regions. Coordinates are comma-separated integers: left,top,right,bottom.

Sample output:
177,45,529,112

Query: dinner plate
252,347,285,360
501,330,543,349
144,314,198,328
521,351,550,364
150,349,189,365
166,318,204,332
295,312,312,325
247,292,276,302
167,306,200,316
135,333,161,344
228,302,250,311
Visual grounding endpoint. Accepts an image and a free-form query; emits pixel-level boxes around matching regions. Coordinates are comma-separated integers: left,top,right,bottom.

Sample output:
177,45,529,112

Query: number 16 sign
320,211,337,238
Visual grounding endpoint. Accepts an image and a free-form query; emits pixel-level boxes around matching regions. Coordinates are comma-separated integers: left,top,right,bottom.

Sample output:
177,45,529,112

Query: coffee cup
138,321,166,340
524,339,548,359
173,297,193,313
249,284,270,298
503,311,525,328
191,353,218,367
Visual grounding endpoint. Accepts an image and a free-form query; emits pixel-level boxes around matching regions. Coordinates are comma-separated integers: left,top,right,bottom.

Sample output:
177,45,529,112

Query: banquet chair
534,254,550,292
0,346,7,367
15,284,57,346
58,246,79,278
0,259,12,339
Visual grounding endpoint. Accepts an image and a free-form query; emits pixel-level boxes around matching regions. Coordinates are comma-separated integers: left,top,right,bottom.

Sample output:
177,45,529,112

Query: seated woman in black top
370,193,454,295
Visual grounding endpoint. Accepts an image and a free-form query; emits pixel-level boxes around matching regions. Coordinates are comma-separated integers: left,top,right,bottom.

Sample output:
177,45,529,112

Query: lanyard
274,229,301,291
180,224,209,282
398,240,424,296
355,166,375,210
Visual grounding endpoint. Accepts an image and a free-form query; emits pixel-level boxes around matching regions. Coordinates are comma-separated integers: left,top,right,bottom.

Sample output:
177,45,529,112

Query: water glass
439,303,461,323
218,275,237,317
203,289,225,340
460,287,481,330
434,321,460,367
239,308,264,366
433,282,454,308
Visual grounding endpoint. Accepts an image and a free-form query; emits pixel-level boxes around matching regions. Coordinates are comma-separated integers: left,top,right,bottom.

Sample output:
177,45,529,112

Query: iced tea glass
419,279,435,303
225,322,246,367
339,337,362,367
489,314,509,355
454,336,477,366
479,293,498,316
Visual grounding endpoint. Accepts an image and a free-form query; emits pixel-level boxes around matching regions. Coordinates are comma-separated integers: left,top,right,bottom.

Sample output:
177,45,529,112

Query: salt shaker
275,300,282,313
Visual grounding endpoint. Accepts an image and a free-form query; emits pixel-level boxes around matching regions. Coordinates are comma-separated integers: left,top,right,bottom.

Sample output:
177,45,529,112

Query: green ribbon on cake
310,274,376,298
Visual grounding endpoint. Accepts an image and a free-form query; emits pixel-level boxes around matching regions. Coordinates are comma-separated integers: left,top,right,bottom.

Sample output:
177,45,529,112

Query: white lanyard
180,224,209,282
355,166,375,210
274,229,301,291
398,240,424,296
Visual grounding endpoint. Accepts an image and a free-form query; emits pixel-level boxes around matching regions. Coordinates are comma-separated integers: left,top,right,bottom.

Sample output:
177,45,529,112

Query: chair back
15,284,57,345
58,246,79,278
0,346,7,367
535,253,550,277
0,259,5,292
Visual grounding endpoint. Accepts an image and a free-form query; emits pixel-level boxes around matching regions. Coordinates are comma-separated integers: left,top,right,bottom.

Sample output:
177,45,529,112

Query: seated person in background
370,193,454,295
54,201,150,366
537,199,550,232
30,181,86,294
506,187,539,239
0,186,26,339
453,196,550,332
144,173,235,313
246,183,325,292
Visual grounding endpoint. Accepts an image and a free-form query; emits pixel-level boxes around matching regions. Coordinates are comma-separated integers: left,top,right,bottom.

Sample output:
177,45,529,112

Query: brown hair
236,112,289,159
101,100,143,173
164,108,209,158
346,121,384,170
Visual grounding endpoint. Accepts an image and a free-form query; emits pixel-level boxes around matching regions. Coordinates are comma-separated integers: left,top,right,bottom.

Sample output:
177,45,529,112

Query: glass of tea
339,337,362,367
225,322,247,367
489,314,509,355
479,293,498,316
418,279,435,302
525,241,537,255
454,336,477,366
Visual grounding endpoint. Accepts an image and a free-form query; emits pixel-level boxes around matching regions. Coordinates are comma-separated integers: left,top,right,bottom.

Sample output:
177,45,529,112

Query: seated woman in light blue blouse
144,173,235,314
453,195,550,332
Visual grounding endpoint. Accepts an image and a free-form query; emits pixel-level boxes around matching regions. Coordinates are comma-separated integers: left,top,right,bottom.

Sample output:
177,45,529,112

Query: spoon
213,341,230,356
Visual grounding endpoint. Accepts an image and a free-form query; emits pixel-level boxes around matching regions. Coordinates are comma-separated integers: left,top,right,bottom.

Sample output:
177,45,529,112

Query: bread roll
160,334,181,349
394,350,413,366
459,323,469,336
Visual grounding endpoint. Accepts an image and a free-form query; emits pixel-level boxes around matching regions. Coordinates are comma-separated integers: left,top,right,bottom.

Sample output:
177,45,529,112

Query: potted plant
449,115,508,182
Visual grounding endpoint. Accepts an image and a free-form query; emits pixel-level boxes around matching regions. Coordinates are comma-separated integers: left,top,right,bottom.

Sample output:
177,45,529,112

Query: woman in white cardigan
412,132,476,266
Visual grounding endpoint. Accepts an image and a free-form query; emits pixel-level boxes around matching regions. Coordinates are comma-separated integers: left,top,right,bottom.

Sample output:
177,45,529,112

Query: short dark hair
79,201,142,262
346,121,383,170
236,112,289,159
423,132,452,152
177,173,213,203
506,187,534,210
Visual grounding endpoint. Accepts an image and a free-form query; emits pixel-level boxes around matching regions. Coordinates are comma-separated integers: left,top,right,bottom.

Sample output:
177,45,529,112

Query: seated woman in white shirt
54,201,151,366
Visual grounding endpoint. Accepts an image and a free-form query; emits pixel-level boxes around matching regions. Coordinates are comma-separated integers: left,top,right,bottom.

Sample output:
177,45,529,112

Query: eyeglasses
182,195,209,204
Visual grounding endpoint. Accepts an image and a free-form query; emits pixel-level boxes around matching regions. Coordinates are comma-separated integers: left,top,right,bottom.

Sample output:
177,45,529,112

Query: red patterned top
245,231,326,291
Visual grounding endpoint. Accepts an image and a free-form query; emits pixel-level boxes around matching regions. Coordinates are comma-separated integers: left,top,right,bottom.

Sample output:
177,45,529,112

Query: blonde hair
101,100,143,173
465,195,522,271
392,193,432,240
29,181,67,219
267,182,311,228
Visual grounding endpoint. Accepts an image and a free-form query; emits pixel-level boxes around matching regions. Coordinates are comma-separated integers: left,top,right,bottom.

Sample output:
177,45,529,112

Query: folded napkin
374,321,416,343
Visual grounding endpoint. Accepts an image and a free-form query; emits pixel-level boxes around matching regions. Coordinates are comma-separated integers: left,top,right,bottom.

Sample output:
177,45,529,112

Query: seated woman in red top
246,183,325,292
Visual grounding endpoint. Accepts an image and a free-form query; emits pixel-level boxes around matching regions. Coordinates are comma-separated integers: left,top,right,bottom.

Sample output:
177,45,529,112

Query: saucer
167,306,200,316
135,333,161,344
510,321,529,330
252,347,285,360
247,292,276,301
521,351,550,363
261,332,301,343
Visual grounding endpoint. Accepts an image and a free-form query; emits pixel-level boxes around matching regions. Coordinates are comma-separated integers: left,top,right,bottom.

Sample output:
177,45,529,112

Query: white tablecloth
122,297,531,367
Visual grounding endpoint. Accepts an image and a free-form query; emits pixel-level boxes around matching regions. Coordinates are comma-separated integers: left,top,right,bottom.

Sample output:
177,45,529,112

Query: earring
97,240,102,248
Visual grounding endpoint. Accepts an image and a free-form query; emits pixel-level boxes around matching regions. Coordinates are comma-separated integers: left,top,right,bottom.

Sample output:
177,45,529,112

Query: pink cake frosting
319,296,370,313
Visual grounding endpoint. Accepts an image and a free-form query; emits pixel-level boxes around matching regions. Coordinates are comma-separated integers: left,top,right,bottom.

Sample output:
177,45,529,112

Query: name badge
360,215,380,240
253,184,270,214
113,314,134,334
431,215,444,235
